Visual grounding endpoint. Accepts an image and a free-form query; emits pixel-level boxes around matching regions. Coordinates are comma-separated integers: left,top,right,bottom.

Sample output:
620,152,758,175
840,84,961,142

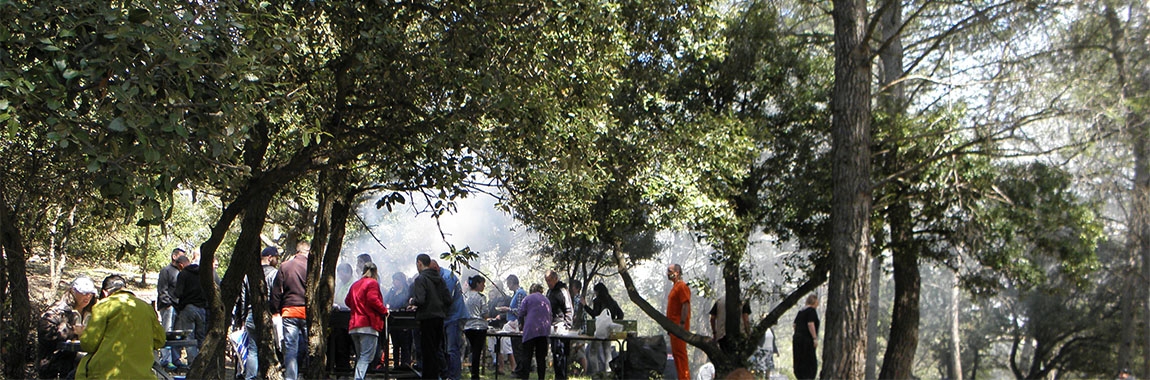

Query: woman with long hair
582,282,624,375
345,262,389,380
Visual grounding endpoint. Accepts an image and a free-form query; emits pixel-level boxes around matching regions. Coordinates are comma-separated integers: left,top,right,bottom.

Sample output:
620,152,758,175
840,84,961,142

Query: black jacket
157,263,181,308
411,268,451,320
175,264,208,310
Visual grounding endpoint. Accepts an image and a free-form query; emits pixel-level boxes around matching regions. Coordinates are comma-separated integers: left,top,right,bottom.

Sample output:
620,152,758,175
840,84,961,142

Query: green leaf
128,8,150,23
63,69,80,80
108,117,127,132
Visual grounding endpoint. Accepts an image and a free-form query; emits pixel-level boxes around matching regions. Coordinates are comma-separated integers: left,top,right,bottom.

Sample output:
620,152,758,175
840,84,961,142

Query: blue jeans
158,306,176,366
283,317,308,380
445,319,464,379
174,305,206,366
241,316,259,380
351,333,379,380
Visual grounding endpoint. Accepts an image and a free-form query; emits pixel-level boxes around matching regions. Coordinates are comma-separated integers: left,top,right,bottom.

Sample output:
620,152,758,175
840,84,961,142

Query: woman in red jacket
345,262,389,380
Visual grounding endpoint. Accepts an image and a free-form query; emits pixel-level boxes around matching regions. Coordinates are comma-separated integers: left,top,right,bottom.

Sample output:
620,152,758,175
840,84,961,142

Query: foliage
960,162,1102,294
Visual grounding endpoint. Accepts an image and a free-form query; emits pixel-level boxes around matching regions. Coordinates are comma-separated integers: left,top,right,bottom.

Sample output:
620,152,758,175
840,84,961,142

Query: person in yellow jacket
76,274,166,380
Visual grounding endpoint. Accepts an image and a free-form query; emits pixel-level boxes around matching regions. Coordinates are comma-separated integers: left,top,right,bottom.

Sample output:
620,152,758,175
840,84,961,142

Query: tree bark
187,189,277,380
866,254,881,380
823,0,873,378
879,202,919,380
305,169,353,379
0,186,33,379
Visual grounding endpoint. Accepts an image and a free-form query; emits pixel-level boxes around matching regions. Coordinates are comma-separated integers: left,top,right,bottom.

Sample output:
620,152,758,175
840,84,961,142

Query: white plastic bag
594,310,622,339
271,315,284,349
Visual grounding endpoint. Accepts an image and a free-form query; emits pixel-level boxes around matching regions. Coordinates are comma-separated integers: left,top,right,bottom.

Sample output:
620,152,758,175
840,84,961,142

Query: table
485,331,626,379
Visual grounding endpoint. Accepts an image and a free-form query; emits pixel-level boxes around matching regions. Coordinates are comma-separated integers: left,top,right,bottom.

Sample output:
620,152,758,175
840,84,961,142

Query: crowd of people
35,245,806,380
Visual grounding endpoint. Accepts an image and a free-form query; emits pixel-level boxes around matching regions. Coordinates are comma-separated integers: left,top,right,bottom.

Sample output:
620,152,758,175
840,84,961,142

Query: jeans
351,333,379,380
520,337,549,380
174,305,206,366
158,306,176,366
283,317,308,380
445,319,464,379
241,316,259,380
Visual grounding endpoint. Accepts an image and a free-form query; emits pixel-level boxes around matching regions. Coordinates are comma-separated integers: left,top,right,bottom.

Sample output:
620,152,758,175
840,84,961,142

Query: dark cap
261,247,279,257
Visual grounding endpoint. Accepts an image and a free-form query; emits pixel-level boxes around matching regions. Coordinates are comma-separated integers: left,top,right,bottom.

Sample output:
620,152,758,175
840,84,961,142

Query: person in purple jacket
517,284,552,380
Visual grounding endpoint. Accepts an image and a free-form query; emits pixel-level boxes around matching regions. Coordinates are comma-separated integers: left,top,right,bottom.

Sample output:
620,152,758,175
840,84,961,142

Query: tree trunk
1103,4,1150,377
866,255,882,380
823,0,872,378
187,188,277,380
1118,278,1134,370
879,203,919,380
305,169,352,379
948,261,963,380
140,224,150,285
0,187,33,379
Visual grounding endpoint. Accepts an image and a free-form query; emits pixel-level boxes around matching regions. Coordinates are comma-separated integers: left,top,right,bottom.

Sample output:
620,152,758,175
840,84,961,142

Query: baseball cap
70,276,98,295
261,246,279,257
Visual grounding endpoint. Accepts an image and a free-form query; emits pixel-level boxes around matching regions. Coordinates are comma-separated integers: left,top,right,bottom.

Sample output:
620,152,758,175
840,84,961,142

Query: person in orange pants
665,264,691,380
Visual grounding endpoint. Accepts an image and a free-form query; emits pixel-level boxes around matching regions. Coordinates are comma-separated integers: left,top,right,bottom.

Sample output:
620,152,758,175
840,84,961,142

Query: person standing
156,247,186,369
272,241,311,380
345,262,390,380
545,270,573,380
463,275,489,380
582,282,623,376
793,294,820,380
385,271,413,370
435,260,468,380
75,275,166,380
37,276,98,379
173,255,207,367
496,274,525,377
517,284,552,380
260,246,281,347
665,263,691,380
709,296,750,351
411,253,451,380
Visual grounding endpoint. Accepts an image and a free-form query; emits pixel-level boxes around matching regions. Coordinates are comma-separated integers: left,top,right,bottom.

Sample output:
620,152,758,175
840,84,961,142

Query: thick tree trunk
0,187,33,379
305,169,352,379
823,0,872,378
188,189,277,380
879,203,919,380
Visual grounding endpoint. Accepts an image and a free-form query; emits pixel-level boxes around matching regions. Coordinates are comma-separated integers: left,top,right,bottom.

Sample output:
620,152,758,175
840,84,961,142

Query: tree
822,0,873,376
1049,1,1150,375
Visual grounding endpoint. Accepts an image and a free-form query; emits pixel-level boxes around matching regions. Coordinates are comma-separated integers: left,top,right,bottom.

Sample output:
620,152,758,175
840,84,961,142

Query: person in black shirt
581,283,623,376
174,257,208,367
793,294,820,380
411,253,451,380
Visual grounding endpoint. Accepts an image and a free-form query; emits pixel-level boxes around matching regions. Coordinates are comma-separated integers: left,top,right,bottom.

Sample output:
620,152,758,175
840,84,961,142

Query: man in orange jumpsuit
665,263,691,380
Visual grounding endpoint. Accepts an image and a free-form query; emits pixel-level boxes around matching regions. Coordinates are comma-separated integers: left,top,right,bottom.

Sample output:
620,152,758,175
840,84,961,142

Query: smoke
337,192,543,296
